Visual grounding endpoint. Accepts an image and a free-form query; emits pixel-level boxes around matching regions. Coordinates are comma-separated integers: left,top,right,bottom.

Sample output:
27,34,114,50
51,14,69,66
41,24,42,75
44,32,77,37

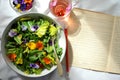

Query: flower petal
30,63,39,68
8,29,17,37
21,25,27,31
30,25,38,32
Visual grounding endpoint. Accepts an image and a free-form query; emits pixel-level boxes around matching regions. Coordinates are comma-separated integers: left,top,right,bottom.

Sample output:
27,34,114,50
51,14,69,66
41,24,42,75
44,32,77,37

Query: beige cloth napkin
66,8,120,74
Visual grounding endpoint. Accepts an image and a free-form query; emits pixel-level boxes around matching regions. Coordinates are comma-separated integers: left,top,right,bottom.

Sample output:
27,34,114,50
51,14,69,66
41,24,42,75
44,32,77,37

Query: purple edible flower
13,0,18,5
20,3,27,11
21,25,27,31
49,39,52,46
30,63,39,69
22,38,27,44
21,0,24,4
8,29,17,37
30,25,38,32
17,0,22,3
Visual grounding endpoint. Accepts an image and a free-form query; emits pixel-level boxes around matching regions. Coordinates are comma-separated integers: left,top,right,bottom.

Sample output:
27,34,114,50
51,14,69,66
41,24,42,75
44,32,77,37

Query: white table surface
0,0,120,80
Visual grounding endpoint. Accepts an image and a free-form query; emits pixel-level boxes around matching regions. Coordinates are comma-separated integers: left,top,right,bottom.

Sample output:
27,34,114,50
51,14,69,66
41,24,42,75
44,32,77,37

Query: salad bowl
9,0,35,14
1,13,66,77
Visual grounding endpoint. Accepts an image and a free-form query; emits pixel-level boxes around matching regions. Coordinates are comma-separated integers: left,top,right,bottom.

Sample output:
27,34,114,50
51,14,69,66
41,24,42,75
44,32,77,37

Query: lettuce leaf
49,25,58,36
14,34,22,44
35,21,49,38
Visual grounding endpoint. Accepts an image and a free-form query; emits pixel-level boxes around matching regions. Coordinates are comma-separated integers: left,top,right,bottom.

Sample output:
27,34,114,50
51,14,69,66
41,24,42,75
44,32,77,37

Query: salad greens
6,17,63,75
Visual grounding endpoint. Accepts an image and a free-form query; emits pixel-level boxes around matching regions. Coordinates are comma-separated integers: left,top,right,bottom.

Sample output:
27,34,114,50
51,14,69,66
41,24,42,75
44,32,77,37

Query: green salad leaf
49,25,58,36
35,21,49,38
14,34,22,44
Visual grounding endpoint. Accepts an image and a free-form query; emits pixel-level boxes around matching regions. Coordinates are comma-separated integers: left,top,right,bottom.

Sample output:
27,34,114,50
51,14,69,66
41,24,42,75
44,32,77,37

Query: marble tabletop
0,0,120,80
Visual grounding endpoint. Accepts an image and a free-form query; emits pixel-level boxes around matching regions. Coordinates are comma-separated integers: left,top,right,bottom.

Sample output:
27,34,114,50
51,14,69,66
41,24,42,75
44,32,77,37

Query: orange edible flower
24,0,33,3
7,53,17,61
43,57,51,64
36,41,44,50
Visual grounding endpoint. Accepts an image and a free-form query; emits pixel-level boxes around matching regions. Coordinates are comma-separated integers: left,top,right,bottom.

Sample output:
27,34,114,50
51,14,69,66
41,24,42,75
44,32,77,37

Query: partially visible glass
9,0,35,14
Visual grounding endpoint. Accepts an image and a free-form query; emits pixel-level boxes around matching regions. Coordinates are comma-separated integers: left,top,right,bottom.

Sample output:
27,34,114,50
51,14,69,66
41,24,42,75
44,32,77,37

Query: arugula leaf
22,21,29,28
47,54,56,64
17,22,21,32
7,48,17,54
14,34,22,44
29,55,39,62
44,46,53,53
36,19,44,26
6,42,16,48
27,21,34,31
32,68,43,74
29,50,42,55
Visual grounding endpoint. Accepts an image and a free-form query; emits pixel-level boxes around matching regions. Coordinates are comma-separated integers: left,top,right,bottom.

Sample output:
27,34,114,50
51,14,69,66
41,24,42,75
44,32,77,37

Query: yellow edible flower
16,4,21,9
16,58,23,64
26,42,36,50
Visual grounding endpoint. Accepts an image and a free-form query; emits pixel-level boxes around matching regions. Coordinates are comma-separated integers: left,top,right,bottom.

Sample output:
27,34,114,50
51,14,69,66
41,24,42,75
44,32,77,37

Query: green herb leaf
35,21,49,38
49,25,58,36
29,55,39,62
14,34,22,44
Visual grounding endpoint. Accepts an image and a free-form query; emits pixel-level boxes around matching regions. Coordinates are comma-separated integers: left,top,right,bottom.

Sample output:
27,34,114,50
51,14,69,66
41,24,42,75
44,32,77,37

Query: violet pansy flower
17,0,23,3
21,25,27,31
13,0,18,5
22,38,27,44
30,63,39,69
20,3,27,11
49,39,52,46
30,25,38,32
21,0,24,4
8,29,17,37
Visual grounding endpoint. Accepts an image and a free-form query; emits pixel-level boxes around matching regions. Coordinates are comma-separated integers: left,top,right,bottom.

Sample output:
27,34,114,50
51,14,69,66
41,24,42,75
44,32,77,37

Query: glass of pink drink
49,0,81,35
49,0,72,19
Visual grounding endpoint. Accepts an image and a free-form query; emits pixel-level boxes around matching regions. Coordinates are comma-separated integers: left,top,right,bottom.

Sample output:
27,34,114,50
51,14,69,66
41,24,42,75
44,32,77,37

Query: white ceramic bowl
1,13,66,77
